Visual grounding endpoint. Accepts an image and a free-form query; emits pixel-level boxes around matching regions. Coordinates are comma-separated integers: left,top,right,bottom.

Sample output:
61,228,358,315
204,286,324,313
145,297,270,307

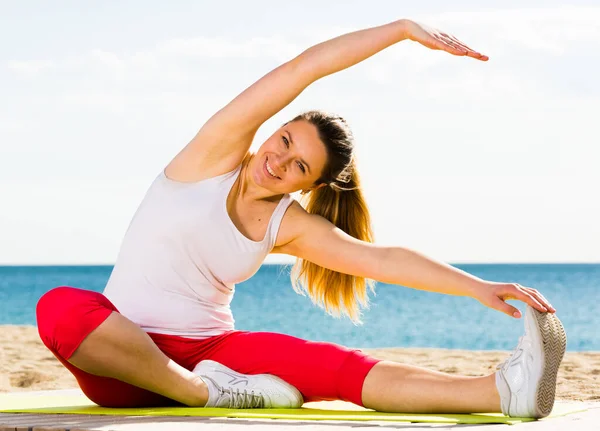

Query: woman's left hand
473,281,556,318
401,19,489,61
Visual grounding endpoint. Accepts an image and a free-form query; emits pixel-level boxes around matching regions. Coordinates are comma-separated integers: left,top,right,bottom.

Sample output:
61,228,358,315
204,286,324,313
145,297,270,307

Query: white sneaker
495,305,567,418
193,360,303,409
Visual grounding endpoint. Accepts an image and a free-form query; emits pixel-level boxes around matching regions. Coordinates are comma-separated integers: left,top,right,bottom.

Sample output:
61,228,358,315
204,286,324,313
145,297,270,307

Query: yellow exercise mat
0,390,587,425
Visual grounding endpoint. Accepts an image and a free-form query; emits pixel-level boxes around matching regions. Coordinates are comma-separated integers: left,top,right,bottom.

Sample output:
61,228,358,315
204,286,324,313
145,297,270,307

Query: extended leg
362,306,567,417
362,361,501,413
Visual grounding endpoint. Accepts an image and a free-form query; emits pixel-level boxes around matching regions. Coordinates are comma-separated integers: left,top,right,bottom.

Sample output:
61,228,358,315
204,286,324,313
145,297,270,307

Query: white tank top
103,164,294,338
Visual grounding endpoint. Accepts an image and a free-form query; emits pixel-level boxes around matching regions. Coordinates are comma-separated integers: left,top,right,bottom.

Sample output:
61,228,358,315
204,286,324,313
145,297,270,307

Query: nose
273,154,291,172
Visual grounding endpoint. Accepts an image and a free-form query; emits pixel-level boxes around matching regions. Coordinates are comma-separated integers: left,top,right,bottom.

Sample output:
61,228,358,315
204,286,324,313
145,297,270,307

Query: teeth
266,160,277,178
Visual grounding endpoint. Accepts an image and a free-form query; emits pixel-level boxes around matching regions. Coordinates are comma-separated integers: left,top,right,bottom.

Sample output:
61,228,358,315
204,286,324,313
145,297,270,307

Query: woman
36,18,566,419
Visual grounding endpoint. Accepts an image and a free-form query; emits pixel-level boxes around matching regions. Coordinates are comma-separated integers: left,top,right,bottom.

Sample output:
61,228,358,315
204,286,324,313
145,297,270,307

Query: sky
1,0,599,265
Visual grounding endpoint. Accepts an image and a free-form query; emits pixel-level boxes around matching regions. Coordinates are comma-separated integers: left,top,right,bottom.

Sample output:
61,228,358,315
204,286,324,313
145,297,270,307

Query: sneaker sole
530,307,567,418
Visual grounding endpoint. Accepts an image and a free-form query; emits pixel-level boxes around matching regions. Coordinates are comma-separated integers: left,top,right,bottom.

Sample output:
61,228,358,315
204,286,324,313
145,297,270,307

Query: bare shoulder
164,58,314,184
272,199,383,279
273,200,313,249
273,200,338,252
164,134,254,183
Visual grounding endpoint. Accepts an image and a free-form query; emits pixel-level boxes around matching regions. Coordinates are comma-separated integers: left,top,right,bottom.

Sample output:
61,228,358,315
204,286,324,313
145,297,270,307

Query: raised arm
166,19,488,181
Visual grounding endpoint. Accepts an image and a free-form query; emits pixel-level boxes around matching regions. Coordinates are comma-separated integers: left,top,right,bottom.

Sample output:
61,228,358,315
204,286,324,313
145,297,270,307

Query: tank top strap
265,194,295,249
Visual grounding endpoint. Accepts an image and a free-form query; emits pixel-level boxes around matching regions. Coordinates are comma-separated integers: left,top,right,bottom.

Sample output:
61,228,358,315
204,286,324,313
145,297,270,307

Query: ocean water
0,264,598,351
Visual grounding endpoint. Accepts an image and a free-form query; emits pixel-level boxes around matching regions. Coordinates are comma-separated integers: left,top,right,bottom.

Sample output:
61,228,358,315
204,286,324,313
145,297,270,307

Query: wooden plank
1,413,228,431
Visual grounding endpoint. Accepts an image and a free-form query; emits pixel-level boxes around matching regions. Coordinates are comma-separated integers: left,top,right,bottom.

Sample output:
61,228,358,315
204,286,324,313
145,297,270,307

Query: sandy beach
1,325,598,401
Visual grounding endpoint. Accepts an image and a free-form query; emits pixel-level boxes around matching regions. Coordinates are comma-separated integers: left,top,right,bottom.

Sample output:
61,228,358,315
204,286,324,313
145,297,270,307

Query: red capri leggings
36,286,380,408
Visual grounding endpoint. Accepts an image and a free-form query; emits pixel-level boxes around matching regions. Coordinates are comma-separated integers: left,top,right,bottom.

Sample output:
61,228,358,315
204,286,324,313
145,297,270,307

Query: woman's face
252,120,329,194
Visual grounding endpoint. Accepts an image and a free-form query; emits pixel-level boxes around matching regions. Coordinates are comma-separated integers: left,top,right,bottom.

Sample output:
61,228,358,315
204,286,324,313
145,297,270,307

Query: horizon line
1,262,599,267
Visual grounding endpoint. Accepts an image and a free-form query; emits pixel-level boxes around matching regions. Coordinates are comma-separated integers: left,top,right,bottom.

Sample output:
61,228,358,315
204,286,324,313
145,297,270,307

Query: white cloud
156,36,301,60
59,91,128,115
7,59,55,77
0,119,25,133
425,6,600,42
88,49,127,81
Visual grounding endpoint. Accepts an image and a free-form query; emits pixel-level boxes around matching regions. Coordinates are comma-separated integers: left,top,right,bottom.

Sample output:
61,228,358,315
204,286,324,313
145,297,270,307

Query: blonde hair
288,111,376,324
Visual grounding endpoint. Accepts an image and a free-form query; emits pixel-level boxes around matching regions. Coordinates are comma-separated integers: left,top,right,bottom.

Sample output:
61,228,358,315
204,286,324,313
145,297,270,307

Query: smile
264,157,281,179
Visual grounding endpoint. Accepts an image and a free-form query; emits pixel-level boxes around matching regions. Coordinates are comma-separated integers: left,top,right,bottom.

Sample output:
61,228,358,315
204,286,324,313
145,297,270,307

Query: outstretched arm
295,19,487,83
167,19,488,181
274,208,555,320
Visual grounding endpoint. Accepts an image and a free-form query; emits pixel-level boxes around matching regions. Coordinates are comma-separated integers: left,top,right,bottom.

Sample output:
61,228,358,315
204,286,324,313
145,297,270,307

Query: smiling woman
249,116,328,192
35,15,566,420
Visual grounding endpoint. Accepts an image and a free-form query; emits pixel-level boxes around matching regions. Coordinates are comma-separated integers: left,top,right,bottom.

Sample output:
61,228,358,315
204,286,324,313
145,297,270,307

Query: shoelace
496,335,526,372
217,387,265,409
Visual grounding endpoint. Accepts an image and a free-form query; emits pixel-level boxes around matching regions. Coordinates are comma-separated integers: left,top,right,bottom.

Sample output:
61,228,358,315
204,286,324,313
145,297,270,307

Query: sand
1,325,598,401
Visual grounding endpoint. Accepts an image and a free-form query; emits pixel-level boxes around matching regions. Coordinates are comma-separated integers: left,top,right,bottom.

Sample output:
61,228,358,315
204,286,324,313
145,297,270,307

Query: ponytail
291,162,375,324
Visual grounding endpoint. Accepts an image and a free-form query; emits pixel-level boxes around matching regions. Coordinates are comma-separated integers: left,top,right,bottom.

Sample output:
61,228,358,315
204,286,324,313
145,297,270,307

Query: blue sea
0,264,598,351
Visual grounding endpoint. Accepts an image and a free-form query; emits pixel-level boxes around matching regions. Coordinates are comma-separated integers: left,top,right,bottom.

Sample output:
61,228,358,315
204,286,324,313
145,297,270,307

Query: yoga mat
0,392,587,425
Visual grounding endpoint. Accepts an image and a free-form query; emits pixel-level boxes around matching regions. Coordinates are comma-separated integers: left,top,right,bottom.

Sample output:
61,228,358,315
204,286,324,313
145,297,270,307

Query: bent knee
36,286,76,321
36,286,117,359
36,286,78,346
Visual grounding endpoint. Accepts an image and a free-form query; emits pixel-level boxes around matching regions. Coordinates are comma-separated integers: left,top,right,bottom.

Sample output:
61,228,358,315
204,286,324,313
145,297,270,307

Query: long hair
288,111,375,324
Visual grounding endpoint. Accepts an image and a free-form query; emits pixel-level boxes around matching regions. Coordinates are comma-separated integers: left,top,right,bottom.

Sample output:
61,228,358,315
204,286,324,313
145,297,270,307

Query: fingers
493,297,522,319
444,33,475,51
435,32,489,61
512,285,549,313
451,39,488,61
483,282,557,319
432,34,466,56
517,284,556,313
497,284,556,318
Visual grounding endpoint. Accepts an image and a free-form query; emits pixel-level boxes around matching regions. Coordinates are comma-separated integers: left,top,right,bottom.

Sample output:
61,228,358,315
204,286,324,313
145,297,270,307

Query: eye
297,162,306,173
282,136,290,148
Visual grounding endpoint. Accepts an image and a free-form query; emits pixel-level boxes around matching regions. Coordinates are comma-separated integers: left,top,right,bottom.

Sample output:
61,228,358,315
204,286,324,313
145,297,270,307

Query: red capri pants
36,286,380,408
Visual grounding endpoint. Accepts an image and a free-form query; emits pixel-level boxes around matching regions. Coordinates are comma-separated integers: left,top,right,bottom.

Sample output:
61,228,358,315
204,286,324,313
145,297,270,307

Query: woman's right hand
401,19,489,61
